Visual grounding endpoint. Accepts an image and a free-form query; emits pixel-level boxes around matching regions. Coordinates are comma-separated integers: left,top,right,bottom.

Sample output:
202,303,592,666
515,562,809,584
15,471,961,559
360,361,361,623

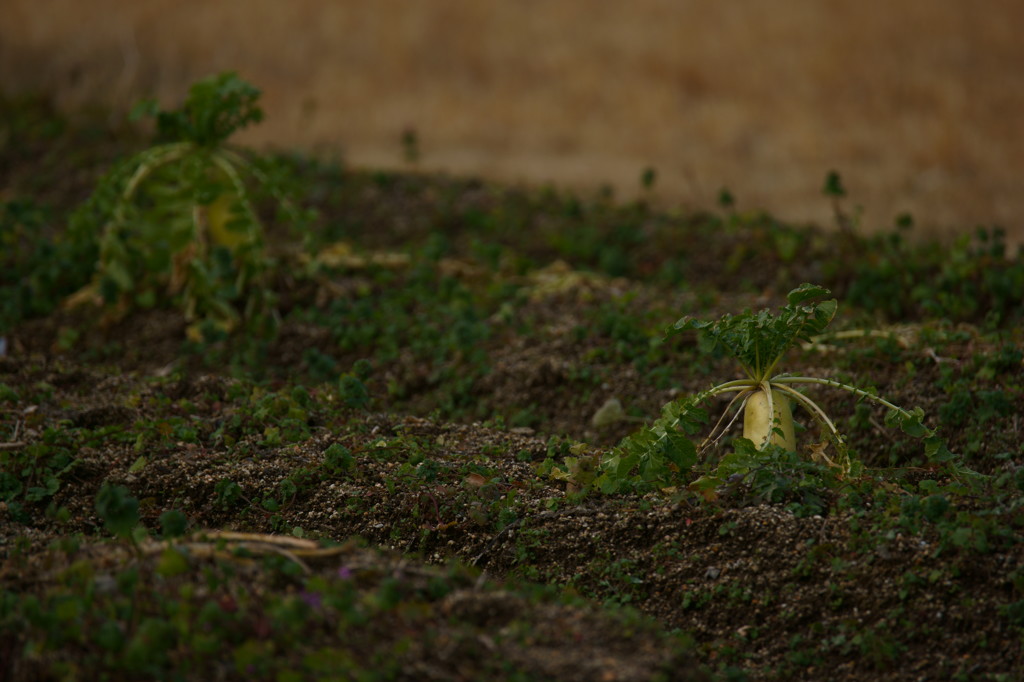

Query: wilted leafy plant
598,284,932,492
67,71,310,339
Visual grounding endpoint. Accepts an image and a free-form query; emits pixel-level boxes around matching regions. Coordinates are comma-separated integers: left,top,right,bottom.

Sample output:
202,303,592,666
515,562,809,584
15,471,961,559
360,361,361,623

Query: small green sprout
401,127,421,164
95,482,141,542
822,170,859,232
600,284,931,492
67,71,310,339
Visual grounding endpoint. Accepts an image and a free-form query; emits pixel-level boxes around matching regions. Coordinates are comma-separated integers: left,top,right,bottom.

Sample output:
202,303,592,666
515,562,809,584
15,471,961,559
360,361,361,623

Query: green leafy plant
67,71,310,339
600,284,931,492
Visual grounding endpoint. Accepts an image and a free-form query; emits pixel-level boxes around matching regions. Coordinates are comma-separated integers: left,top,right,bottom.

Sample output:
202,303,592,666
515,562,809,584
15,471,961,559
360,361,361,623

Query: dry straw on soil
3,0,1023,245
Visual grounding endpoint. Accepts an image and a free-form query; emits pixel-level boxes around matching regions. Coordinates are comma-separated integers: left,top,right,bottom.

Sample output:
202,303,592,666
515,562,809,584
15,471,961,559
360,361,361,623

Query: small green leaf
278,478,298,500
924,436,955,463
688,474,723,500
262,426,281,445
323,443,354,473
949,527,973,548
157,547,190,577
640,167,657,189
159,509,188,539
823,170,846,198
339,374,369,409
887,407,930,438
592,397,627,427
214,479,242,508
922,495,950,523
26,476,59,502
0,383,19,403
105,260,134,292
129,98,160,122
662,431,697,472
1002,600,1024,627
597,473,624,495
786,283,831,306
94,620,126,651
95,483,140,538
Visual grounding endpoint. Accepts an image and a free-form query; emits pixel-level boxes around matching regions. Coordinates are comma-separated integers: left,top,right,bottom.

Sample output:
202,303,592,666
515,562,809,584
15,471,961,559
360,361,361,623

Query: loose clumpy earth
2,96,1024,680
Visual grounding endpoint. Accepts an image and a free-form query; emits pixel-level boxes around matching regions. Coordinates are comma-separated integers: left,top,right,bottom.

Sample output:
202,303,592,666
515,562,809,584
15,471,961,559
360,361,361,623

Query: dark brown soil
4,278,1023,680
2,100,1023,681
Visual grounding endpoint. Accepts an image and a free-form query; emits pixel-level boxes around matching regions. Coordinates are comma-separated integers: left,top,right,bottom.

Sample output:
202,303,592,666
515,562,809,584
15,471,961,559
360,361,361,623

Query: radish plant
67,72,311,339
598,284,932,492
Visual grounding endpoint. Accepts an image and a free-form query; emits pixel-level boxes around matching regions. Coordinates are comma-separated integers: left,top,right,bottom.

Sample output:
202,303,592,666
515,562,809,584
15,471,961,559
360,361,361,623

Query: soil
1,102,1024,681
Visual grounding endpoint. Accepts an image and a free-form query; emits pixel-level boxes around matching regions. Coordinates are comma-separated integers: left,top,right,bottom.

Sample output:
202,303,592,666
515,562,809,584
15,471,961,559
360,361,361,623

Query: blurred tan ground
3,0,1022,244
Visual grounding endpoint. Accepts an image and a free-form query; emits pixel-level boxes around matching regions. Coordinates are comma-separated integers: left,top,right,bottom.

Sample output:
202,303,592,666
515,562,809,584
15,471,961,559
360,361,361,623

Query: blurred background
3,0,1022,244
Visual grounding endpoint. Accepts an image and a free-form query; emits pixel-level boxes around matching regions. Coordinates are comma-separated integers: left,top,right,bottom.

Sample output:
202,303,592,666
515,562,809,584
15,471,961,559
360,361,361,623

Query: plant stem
707,379,757,397
120,143,191,203
771,383,841,443
770,375,915,418
700,388,755,451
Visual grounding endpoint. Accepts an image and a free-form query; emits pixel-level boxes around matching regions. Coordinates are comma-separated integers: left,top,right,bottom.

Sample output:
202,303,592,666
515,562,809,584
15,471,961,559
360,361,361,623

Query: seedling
601,284,930,491
823,170,859,232
67,71,309,339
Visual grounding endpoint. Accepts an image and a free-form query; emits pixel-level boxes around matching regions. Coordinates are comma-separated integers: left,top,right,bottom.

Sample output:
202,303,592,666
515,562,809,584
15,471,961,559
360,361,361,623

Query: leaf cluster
132,71,264,148
699,438,838,516
671,283,837,381
842,226,1024,326
596,389,709,493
